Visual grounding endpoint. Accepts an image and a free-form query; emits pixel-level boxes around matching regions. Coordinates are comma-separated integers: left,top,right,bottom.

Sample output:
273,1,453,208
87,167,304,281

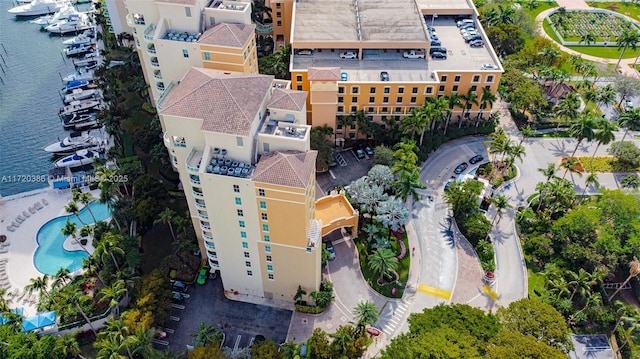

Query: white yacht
54,149,99,168
30,3,77,26
45,13,92,34
63,88,101,104
63,30,96,46
44,131,107,155
62,68,94,84
8,0,66,17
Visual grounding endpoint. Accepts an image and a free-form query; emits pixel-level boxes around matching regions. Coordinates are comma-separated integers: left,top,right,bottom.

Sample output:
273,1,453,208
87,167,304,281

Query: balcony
189,174,201,185
200,221,211,231
147,44,156,54
195,199,207,209
209,259,220,268
204,233,214,242
255,22,273,34
192,188,204,197
143,23,155,40
207,250,217,258
156,82,165,91
126,13,145,26
172,156,178,166
150,57,159,67
153,69,162,79
198,211,209,220
163,131,171,147
185,147,203,173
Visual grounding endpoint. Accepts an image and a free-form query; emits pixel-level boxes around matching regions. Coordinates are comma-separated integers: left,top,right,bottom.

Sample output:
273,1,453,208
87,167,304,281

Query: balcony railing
195,200,206,209
198,212,209,220
255,22,273,34
156,82,165,91
163,131,171,147
192,189,203,197
185,147,203,173
189,175,201,185
200,221,211,231
204,233,214,242
153,69,162,79
209,259,219,268
150,57,159,67
143,23,155,40
147,44,156,54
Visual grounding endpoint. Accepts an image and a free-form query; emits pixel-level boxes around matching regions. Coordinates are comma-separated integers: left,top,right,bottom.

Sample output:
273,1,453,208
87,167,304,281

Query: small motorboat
70,118,100,131
45,13,93,34
44,131,106,155
63,43,94,57
63,88,101,104
59,99,102,118
8,0,66,17
64,79,96,93
62,113,96,129
30,3,77,27
72,52,99,68
63,31,95,46
62,68,94,83
54,149,99,168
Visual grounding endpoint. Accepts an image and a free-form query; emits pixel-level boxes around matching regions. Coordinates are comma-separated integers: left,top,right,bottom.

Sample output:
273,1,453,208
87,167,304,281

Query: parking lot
316,145,375,195
156,276,292,355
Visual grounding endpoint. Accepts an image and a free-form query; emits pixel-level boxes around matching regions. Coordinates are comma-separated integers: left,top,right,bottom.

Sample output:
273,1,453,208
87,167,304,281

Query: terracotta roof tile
253,150,317,188
307,67,341,81
160,68,274,136
198,23,256,48
267,88,307,111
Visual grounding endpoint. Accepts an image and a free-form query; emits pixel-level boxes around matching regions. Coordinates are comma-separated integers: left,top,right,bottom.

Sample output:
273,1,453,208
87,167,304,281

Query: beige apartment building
160,68,324,304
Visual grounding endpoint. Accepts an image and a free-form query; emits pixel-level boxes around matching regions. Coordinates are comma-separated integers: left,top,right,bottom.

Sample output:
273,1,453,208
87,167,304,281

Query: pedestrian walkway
417,283,451,300
379,301,410,336
535,4,640,78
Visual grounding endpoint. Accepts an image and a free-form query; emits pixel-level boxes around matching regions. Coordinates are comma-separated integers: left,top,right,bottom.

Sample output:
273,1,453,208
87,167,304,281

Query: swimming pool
34,201,111,275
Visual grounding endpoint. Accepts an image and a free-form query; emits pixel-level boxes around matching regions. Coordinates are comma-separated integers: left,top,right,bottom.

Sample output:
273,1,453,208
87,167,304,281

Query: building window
351,106,357,112
182,49,189,58
277,21,282,26
263,143,270,152
266,255,272,262
337,124,343,130
352,87,359,94
264,235,270,242
352,97,358,103
426,87,433,94
412,87,418,94
440,75,447,82
398,87,404,94
471,85,477,92
452,85,458,92
296,75,302,82
485,85,491,91
350,123,356,129
369,97,375,103
245,261,251,267
237,136,243,147
247,270,253,276
276,12,281,17
185,6,191,17
473,75,480,82
397,97,403,103
263,224,269,232
453,75,461,82
338,97,344,103
410,97,417,103
260,201,267,209
241,231,247,238
383,97,389,103
382,107,388,113
338,106,344,112
244,252,250,258
242,241,249,249
237,209,244,217
268,274,274,280
235,197,242,205
261,213,268,221
384,87,390,94
267,264,273,271
204,52,210,61
338,87,345,94
438,85,445,92
370,87,376,94
239,220,245,228
395,107,401,112
265,245,271,252
487,75,494,83
276,3,281,8
233,184,240,193
297,85,302,90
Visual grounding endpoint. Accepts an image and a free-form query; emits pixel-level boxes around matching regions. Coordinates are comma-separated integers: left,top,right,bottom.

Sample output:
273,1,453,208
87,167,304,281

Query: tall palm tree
459,89,479,128
444,92,463,134
615,108,640,155
393,170,423,201
615,25,640,69
426,95,450,132
367,248,399,283
567,268,600,302
497,3,516,24
561,157,584,180
518,125,536,147
579,33,596,46
353,301,380,330
81,256,106,287
477,88,496,126
597,84,617,108
24,275,56,306
61,220,91,255
329,325,355,356
53,268,71,290
191,322,221,347
73,190,97,223
569,116,597,158
129,326,161,358
95,232,124,271
337,115,355,142
400,110,424,143
154,208,179,242
64,202,86,226
590,120,617,166
554,92,581,126
99,279,127,317
54,333,84,359
490,195,512,227
536,163,558,211
610,257,640,302
581,172,600,199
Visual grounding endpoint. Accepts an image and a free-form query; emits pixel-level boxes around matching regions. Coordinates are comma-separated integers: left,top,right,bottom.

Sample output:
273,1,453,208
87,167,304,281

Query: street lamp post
431,14,438,28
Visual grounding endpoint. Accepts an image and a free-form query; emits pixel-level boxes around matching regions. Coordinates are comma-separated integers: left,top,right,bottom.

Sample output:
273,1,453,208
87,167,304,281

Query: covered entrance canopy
314,192,359,236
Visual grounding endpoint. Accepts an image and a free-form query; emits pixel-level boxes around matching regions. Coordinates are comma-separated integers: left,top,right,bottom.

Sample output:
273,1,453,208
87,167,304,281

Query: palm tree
61,220,91,255
579,33,596,46
590,119,618,166
477,88,497,126
25,275,55,306
444,93,463,134
581,172,600,199
353,301,379,330
191,322,222,347
53,268,71,290
337,115,355,142
567,268,600,302
615,108,640,155
154,208,179,242
426,95,450,132
490,195,512,227
367,248,399,283
375,196,410,240
95,333,129,358
95,232,124,271
554,92,581,126
536,163,558,211
329,325,355,355
129,326,161,358
54,334,84,359
64,201,85,226
400,110,424,143
81,256,106,287
597,84,617,108
610,257,640,302
58,285,97,335
99,279,127,317
393,170,423,201
497,3,516,24
615,25,640,69
74,190,97,223
561,157,584,180
518,125,535,147
293,285,307,304
459,89,479,128
569,116,597,158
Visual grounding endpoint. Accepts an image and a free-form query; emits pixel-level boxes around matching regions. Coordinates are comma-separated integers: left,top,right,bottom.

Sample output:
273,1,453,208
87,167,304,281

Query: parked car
454,162,468,174
197,266,209,285
172,292,185,303
464,35,482,43
171,280,188,293
356,148,366,159
431,40,442,47
431,52,447,60
380,71,390,81
427,26,436,33
366,327,382,336
340,51,357,59
341,71,348,81
326,241,336,260
364,146,374,156
403,49,425,59
481,63,499,70
457,19,474,28
444,178,455,191
469,154,484,164
469,40,484,48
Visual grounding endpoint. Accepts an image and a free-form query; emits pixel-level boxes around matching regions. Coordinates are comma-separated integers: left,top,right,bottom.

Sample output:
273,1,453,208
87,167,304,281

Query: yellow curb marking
417,283,451,301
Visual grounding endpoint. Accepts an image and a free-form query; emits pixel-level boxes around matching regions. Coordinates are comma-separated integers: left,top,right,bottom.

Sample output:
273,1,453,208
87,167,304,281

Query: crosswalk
381,301,410,336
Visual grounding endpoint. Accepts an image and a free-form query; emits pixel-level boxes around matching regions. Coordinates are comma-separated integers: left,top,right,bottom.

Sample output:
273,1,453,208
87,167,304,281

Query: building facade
159,68,322,304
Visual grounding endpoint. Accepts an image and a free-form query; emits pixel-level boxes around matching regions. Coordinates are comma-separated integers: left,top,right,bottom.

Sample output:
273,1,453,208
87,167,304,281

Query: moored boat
62,113,96,129
30,4,77,27
59,99,102,118
43,131,107,155
8,0,66,17
63,88,101,104
62,68,94,84
64,79,96,92
62,31,96,46
45,13,93,34
63,43,94,57
54,149,99,168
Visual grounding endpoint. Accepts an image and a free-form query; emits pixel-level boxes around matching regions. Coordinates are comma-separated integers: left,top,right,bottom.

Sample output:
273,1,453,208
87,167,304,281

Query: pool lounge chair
15,216,24,224
0,250,7,254
34,202,43,210
29,206,36,214
22,211,30,218
42,199,49,206
6,226,14,232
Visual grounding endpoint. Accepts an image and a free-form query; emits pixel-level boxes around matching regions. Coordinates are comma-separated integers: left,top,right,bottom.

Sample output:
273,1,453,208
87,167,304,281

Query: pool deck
0,187,99,316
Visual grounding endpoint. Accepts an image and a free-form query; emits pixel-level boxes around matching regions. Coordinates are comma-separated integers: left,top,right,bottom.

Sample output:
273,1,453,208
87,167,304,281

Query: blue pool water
34,201,111,275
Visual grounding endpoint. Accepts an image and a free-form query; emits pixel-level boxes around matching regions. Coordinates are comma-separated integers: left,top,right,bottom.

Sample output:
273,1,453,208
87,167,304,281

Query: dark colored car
326,241,336,260
366,327,382,336
431,52,447,60
380,71,390,81
469,154,484,164
431,40,442,47
171,280,188,293
364,146,374,156
444,178,455,191
469,40,484,48
464,35,482,43
356,149,365,159
454,162,468,174
172,292,185,303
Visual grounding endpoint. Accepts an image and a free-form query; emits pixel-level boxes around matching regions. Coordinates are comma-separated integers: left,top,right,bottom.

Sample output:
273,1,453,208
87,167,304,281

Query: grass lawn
590,2,640,22
528,268,546,299
356,231,410,298
523,1,559,23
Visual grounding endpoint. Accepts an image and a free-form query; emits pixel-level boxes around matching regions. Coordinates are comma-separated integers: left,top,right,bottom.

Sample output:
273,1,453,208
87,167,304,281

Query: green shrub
458,212,491,247
295,304,325,314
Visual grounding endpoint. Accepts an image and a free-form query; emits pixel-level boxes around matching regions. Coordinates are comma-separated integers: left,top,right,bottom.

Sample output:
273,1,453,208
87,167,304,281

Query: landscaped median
356,231,410,298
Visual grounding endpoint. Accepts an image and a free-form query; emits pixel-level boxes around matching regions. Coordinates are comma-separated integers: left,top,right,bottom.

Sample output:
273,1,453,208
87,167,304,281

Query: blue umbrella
22,311,56,332
0,308,23,325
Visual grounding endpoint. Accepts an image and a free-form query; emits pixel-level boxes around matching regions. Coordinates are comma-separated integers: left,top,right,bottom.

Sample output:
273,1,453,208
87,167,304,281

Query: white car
340,51,357,59
625,100,634,111
481,63,499,70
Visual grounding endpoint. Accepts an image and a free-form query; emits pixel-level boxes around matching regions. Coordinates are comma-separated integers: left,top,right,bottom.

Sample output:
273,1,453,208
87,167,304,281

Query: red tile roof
267,88,307,111
253,150,317,188
159,68,274,136
307,67,341,81
198,23,256,48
